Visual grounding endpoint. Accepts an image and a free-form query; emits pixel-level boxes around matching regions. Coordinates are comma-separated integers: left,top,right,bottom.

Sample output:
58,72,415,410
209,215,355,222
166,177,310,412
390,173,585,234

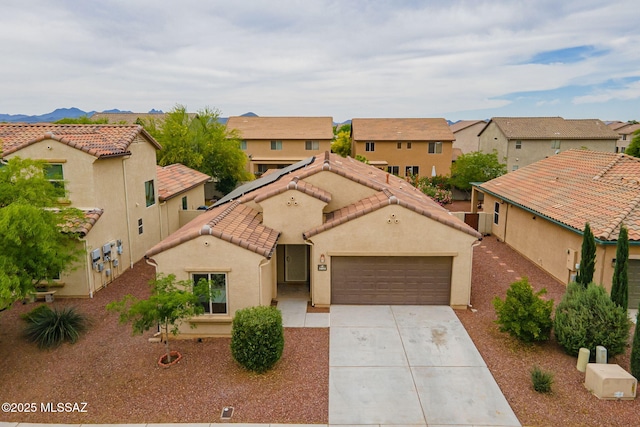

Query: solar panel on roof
213,156,316,207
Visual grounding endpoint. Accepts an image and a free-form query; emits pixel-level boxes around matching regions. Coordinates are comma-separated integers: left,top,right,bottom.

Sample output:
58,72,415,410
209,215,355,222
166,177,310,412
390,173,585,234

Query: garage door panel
331,256,452,305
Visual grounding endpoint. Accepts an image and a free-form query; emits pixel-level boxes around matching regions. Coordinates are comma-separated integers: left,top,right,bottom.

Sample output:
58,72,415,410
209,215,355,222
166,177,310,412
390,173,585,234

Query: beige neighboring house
226,116,333,176
351,118,454,178
478,117,618,172
0,124,164,297
472,150,640,308
156,164,210,240
606,121,640,153
449,120,486,154
146,152,482,337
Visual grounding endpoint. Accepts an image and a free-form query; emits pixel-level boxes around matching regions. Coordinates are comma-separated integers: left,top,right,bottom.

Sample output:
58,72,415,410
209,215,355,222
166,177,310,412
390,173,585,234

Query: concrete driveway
329,305,521,426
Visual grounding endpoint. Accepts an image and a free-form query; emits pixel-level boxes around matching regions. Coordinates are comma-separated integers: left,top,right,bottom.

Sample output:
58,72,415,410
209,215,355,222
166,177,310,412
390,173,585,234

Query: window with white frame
512,165,519,171
181,196,188,210
405,166,420,176
240,140,247,150
305,140,319,150
138,218,143,234
407,142,412,149
515,140,522,149
270,140,282,150
551,140,561,149
494,202,500,225
365,141,375,152
428,142,442,154
193,273,227,314
397,142,402,149
387,165,399,175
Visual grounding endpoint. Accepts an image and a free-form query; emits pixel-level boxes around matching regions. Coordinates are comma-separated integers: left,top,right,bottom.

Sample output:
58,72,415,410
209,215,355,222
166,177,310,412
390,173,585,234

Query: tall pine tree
611,225,629,309
576,222,596,288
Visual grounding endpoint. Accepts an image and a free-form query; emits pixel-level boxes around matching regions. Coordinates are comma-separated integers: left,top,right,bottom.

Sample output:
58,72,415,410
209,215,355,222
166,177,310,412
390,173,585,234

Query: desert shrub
24,306,89,349
20,304,53,322
492,278,553,342
554,282,631,357
231,306,284,373
531,366,554,393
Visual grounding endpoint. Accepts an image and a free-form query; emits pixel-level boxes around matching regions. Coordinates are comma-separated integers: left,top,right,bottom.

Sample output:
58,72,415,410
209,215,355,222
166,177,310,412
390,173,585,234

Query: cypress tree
631,308,640,380
576,223,596,288
611,225,629,309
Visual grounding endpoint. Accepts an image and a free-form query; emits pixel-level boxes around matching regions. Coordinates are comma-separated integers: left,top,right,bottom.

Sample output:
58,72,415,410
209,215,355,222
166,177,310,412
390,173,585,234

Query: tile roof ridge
601,192,640,240
593,153,625,181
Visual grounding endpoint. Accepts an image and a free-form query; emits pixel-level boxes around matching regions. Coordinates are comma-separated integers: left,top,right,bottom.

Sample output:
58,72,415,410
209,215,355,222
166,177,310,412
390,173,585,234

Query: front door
285,245,307,282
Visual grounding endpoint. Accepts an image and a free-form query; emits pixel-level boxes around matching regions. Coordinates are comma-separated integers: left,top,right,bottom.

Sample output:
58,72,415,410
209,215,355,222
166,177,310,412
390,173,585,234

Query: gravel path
458,236,639,427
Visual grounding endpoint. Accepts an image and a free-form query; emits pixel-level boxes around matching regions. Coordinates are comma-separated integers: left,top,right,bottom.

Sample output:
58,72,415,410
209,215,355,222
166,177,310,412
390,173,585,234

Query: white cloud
1,0,639,121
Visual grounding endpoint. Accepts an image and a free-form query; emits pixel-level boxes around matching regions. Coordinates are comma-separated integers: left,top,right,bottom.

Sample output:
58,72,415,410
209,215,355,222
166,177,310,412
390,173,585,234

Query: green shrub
231,306,284,373
23,306,89,349
492,278,553,342
20,304,53,322
531,366,554,393
554,282,631,357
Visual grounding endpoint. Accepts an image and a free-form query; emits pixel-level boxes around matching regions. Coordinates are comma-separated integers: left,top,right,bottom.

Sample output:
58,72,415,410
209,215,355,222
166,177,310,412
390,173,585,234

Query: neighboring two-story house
607,121,640,153
0,124,206,298
145,152,481,337
226,116,333,176
478,117,618,172
449,120,486,154
351,118,455,178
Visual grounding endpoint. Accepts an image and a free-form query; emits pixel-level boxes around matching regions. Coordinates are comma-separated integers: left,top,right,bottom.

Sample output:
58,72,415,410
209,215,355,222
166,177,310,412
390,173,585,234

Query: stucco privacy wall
485,193,640,291
308,204,478,308
149,235,274,337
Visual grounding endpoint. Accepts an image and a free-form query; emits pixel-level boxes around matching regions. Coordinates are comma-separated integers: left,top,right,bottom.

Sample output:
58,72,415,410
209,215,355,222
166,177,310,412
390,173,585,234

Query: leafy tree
54,116,109,124
611,225,629,309
145,105,251,194
107,274,208,365
631,308,640,379
354,154,369,164
332,128,352,157
576,222,596,288
0,157,82,309
625,129,640,158
449,150,506,191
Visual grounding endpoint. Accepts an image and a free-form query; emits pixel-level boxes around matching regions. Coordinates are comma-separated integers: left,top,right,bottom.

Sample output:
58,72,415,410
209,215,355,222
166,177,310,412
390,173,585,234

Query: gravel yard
0,260,328,424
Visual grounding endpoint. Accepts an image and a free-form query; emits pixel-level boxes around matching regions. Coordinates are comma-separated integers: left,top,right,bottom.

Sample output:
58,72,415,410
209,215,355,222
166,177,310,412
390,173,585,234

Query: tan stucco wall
307,205,478,308
452,123,485,154
150,236,272,337
259,190,326,244
160,185,206,239
7,135,162,297
483,191,640,292
303,170,377,212
242,139,331,174
478,123,509,166
352,140,453,177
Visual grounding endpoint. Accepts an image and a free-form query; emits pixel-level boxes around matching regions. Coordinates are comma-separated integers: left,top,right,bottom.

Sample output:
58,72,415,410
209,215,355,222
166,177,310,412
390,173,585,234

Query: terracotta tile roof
156,164,210,202
226,116,334,140
477,150,640,241
352,118,454,141
90,112,198,125
61,208,103,237
0,124,161,158
480,117,618,140
449,120,486,133
149,151,480,259
146,201,280,259
615,123,640,136
253,176,331,204
452,147,464,161
607,121,629,131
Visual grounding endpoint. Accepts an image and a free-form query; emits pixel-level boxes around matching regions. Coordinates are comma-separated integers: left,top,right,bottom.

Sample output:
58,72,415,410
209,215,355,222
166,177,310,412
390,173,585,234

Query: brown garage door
331,256,452,305
628,259,640,310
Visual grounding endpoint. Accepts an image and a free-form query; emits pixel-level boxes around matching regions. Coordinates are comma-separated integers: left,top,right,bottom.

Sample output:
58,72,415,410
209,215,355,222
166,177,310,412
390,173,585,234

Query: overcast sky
1,0,639,122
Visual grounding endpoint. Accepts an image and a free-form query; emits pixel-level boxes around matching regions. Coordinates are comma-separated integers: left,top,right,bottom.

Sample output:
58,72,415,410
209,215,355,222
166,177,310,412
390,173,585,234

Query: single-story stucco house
146,152,482,336
472,149,640,308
